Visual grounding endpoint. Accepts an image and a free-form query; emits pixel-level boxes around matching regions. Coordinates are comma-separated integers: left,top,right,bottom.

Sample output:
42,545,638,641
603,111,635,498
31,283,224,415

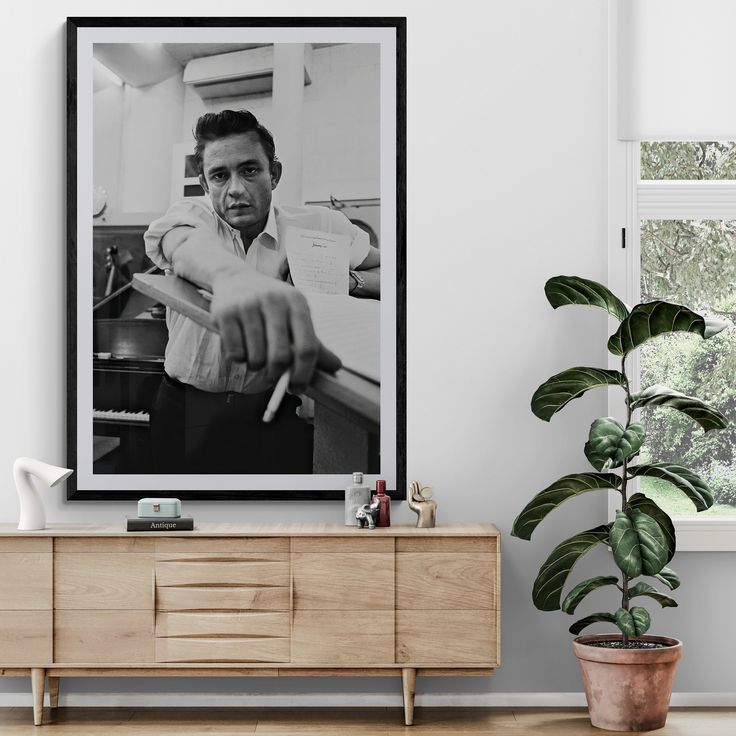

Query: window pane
184,154,198,178
639,219,736,516
640,142,736,180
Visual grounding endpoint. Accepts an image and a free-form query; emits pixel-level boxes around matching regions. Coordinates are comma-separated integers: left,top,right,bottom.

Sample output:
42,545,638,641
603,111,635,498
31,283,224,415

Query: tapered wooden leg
402,667,417,726
48,676,60,709
31,668,45,726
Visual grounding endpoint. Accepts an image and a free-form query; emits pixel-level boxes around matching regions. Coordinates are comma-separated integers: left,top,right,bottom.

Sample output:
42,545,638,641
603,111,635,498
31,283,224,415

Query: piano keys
93,318,167,473
92,408,150,424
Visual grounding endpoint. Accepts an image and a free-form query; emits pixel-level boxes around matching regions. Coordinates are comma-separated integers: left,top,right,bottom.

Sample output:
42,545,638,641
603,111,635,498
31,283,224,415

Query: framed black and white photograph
67,17,406,500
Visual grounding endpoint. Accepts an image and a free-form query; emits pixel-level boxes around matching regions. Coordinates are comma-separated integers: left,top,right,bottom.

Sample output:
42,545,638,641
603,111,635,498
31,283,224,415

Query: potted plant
511,275,729,732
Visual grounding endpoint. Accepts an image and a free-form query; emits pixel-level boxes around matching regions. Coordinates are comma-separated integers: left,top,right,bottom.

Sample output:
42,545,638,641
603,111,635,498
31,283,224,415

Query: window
609,142,736,549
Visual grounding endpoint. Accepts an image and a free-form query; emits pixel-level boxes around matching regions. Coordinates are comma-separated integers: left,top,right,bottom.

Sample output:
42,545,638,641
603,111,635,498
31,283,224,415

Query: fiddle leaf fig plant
511,275,730,643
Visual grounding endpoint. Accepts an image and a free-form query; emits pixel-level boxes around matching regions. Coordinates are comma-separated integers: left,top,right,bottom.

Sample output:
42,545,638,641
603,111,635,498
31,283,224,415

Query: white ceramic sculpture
13,457,73,531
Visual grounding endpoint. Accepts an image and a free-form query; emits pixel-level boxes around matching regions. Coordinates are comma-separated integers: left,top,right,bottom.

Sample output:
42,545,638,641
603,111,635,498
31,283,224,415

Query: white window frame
607,1,736,550
608,143,736,551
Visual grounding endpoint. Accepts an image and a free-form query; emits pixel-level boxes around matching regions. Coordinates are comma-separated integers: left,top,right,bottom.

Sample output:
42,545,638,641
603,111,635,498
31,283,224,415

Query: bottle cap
376,480,386,495
352,472,364,484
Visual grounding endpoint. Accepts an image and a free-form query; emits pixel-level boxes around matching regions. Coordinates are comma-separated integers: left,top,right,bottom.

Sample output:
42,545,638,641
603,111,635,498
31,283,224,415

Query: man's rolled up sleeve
348,224,371,269
144,199,217,270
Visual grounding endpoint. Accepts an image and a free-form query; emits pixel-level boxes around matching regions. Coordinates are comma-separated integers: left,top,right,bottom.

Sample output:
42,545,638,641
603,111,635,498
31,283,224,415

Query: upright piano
92,225,167,473
93,318,167,473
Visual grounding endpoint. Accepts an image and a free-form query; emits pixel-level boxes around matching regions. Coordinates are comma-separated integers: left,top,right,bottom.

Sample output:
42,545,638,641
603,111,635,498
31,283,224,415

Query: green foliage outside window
639,142,736,513
641,141,736,180
639,215,736,510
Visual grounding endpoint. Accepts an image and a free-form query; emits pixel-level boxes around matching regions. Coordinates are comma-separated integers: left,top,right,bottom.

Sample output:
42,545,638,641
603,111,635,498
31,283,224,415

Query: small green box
137,497,181,518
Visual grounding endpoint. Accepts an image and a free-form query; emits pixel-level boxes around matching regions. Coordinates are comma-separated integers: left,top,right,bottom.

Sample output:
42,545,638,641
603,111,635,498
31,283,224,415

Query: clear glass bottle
345,471,370,526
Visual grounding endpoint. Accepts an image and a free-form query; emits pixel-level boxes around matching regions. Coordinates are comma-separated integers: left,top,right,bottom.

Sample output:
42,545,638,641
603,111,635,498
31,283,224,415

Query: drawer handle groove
157,634,283,640
157,557,284,563
157,584,288,590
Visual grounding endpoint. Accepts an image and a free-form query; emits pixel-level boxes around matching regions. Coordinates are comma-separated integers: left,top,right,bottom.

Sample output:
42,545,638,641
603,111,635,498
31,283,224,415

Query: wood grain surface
0,554,52,609
396,553,497,610
0,707,729,735
55,553,154,610
0,612,52,664
54,610,154,664
291,610,394,665
292,553,394,610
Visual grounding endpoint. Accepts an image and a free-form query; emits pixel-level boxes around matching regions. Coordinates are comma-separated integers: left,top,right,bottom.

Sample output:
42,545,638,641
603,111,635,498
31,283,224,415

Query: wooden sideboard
0,523,500,726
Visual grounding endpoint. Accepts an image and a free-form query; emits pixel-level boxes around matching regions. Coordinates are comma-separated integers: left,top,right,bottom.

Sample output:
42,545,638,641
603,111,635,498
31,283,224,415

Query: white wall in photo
93,42,380,223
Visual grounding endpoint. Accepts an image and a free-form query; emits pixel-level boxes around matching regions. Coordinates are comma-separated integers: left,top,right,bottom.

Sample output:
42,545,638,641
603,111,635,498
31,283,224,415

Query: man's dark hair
193,109,278,176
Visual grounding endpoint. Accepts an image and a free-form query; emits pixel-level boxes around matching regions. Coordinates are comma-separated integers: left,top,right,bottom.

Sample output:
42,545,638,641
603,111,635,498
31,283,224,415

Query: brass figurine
407,480,437,528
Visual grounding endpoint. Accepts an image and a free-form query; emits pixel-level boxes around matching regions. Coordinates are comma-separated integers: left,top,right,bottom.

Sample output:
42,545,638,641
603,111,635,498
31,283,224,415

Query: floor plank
0,706,733,734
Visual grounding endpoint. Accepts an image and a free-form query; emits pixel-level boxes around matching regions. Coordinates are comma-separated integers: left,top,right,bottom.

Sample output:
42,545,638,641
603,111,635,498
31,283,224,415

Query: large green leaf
608,301,729,356
628,581,678,608
584,417,645,471
610,512,641,577
532,525,611,612
615,606,651,637
544,275,630,321
653,566,681,591
569,612,617,635
610,510,669,577
561,576,620,615
511,473,621,540
628,493,675,564
630,384,728,432
628,463,713,512
531,368,626,422
630,509,669,575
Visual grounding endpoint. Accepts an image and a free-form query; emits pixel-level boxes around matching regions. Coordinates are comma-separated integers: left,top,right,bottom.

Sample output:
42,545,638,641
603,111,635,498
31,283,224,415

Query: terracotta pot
572,634,682,732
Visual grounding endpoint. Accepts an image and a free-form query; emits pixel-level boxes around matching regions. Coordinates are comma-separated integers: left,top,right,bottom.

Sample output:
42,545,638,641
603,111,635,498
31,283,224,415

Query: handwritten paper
284,227,350,295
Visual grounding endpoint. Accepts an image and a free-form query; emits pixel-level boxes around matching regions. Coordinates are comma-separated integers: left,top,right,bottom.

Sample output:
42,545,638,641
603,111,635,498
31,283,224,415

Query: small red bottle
373,480,391,527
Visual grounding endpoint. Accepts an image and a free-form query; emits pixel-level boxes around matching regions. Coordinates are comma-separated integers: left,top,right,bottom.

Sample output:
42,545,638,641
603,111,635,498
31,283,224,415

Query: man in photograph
144,109,380,473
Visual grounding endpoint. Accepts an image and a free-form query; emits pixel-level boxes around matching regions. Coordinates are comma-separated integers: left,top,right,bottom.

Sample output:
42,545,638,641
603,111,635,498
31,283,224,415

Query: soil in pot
586,640,670,650
573,634,682,732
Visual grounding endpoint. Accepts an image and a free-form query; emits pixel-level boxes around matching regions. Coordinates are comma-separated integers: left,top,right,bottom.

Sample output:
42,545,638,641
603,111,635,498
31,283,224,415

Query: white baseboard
0,692,733,708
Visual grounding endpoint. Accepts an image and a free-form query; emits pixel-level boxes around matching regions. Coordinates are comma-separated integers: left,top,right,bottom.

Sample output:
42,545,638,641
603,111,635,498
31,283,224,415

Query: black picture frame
67,17,406,500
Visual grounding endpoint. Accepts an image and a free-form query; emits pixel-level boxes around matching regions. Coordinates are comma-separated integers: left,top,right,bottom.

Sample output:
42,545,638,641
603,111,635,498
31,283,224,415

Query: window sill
672,517,736,552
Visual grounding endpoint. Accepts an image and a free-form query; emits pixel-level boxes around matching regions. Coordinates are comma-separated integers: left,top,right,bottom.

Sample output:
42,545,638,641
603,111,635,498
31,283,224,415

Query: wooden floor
0,707,734,735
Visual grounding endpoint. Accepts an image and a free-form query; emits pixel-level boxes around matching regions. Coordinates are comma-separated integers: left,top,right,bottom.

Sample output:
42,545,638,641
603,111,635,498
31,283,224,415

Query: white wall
94,42,380,221
1,0,733,706
118,72,185,213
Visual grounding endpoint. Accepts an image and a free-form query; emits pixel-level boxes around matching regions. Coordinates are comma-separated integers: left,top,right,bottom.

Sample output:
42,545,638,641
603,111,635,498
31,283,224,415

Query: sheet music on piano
303,294,379,384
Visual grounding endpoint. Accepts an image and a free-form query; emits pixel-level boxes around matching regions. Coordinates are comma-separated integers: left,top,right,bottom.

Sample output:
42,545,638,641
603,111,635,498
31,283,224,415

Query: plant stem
620,355,631,644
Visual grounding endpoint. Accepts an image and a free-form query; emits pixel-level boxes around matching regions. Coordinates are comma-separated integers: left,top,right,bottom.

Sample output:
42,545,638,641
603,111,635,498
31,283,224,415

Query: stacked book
126,497,194,532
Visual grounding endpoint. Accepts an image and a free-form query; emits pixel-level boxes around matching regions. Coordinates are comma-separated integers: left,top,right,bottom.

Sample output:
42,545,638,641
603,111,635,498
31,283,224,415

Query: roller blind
618,0,736,141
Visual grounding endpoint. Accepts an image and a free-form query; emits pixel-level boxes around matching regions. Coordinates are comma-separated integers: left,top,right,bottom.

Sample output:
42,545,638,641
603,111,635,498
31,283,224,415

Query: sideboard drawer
156,586,289,611
155,560,289,588
396,610,498,665
156,611,289,638
292,610,394,664
55,610,154,663
396,553,497,610
291,537,393,553
156,637,289,663
0,538,51,553
292,553,394,610
0,553,52,609
396,537,496,553
55,553,154,610
55,538,154,553
0,611,51,664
